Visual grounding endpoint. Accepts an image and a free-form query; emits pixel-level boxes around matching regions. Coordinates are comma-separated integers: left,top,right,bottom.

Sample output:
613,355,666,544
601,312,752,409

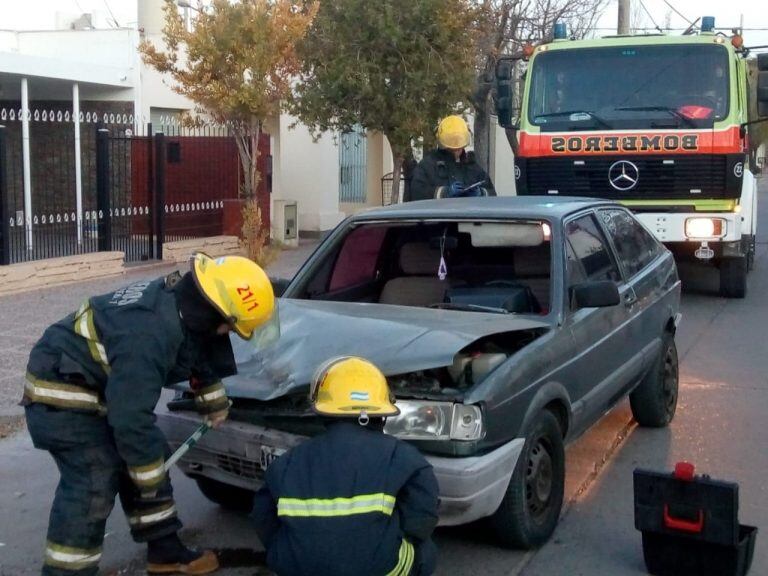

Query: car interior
296,220,552,315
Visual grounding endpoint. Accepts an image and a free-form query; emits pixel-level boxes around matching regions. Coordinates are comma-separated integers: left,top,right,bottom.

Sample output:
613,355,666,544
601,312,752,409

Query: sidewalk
0,240,320,420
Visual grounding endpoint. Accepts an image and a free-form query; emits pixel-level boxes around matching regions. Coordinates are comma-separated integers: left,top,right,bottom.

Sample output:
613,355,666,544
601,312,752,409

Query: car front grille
216,454,262,480
524,155,728,199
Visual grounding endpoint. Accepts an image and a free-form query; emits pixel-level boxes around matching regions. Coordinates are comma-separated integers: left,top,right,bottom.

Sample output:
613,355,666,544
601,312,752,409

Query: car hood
224,299,549,400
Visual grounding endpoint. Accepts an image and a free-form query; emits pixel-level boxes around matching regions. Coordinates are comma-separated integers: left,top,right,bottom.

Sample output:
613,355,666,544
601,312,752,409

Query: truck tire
719,257,747,298
489,410,565,549
630,334,678,428
195,477,255,512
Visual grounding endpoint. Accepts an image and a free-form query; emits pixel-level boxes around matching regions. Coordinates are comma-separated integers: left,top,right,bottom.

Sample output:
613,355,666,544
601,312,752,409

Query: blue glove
448,181,465,197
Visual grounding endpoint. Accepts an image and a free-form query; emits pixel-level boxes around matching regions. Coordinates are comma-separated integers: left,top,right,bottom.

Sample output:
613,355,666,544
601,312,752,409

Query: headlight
685,217,725,239
384,401,484,441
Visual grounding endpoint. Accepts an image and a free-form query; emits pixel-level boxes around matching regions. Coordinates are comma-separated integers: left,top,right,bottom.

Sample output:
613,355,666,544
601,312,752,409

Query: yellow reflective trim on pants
44,541,102,571
128,458,166,488
73,301,110,375
385,539,414,576
25,373,106,415
277,493,396,518
128,503,177,527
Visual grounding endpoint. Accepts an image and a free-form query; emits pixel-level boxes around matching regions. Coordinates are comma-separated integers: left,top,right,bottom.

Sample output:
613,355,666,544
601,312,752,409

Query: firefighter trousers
25,403,182,576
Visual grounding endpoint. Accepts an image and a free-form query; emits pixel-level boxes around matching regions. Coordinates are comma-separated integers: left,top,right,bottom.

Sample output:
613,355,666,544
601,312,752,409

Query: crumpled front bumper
157,408,524,526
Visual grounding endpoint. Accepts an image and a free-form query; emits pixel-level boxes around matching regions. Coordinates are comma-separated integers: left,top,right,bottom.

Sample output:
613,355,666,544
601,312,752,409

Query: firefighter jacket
407,148,495,202
24,274,236,494
251,421,440,576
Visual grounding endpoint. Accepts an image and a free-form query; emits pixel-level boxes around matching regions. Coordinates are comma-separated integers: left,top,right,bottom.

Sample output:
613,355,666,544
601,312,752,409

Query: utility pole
618,0,630,34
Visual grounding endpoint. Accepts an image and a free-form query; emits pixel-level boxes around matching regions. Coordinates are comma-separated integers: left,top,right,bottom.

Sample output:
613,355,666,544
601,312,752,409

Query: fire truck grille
524,155,728,200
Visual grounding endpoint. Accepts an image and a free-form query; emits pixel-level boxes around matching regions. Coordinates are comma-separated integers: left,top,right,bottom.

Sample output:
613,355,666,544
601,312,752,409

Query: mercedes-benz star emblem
608,160,639,191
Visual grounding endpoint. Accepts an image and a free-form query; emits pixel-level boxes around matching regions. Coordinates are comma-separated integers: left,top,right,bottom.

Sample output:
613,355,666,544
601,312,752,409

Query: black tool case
634,463,757,576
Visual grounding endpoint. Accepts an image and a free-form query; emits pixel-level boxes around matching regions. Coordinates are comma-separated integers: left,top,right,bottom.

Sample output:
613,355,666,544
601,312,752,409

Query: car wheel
630,333,679,427
489,410,565,549
195,477,255,512
719,257,747,298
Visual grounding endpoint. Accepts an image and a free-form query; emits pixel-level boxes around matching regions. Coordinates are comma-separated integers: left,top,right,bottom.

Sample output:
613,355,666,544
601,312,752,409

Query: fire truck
496,16,768,297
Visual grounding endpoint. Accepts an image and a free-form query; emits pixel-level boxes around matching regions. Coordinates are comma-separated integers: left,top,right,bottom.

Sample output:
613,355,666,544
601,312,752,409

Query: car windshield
528,44,729,131
293,219,553,315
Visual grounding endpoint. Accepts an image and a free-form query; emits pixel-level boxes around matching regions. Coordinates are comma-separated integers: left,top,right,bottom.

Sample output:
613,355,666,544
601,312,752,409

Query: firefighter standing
23,253,277,575
407,115,495,201
252,356,440,576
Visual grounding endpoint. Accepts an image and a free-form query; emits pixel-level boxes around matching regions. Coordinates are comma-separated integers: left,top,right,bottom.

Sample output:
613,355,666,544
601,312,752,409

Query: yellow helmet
310,357,399,418
191,252,276,340
437,115,471,149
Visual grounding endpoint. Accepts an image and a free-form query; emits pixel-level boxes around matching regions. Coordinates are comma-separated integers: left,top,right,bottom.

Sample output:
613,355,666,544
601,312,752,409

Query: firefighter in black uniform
407,115,495,201
252,356,440,576
23,253,277,576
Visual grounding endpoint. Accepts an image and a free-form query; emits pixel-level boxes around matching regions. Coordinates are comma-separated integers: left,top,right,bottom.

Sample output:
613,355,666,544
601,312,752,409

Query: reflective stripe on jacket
25,275,236,492
252,421,439,576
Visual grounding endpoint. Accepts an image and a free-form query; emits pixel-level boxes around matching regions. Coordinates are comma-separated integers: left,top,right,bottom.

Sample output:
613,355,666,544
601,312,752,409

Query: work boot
146,533,219,575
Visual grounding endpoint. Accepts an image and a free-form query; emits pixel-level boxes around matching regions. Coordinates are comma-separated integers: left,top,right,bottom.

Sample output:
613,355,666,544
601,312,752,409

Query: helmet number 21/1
236,286,260,312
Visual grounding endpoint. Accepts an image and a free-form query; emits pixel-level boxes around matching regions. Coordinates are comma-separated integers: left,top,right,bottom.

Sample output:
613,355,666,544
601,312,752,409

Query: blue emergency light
553,22,567,40
701,16,715,33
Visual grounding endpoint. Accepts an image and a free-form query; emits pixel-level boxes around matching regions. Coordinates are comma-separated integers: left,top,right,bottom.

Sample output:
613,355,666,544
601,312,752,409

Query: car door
596,208,667,374
562,212,639,434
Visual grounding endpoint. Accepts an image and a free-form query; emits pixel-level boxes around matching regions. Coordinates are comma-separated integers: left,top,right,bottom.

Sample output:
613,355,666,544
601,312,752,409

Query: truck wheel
195,477,255,512
630,334,678,427
719,257,747,298
489,410,565,549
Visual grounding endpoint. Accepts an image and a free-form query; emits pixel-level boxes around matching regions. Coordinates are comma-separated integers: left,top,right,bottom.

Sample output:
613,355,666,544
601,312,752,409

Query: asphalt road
1,186,767,575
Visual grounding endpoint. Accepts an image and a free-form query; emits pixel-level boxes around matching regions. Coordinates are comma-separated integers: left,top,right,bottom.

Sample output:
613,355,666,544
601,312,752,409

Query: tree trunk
472,69,494,173
232,120,262,200
390,152,404,204
473,105,492,174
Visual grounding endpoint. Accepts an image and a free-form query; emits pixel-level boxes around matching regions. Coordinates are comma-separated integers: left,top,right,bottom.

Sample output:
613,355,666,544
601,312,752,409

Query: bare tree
471,0,609,172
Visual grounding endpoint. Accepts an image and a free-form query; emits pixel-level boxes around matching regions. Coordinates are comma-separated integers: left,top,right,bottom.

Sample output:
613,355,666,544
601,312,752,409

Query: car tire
630,333,679,428
195,477,255,512
489,410,565,549
719,257,747,298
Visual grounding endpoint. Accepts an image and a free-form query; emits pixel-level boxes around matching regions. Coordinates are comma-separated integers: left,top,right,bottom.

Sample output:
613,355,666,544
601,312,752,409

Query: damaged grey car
157,196,681,549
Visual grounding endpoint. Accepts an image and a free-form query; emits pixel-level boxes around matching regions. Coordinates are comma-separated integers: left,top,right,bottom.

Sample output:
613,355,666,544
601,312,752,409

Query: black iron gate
0,113,246,266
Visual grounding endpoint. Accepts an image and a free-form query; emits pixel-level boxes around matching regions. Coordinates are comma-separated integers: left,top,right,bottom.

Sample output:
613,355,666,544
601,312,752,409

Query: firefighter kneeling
252,356,440,576
23,253,277,575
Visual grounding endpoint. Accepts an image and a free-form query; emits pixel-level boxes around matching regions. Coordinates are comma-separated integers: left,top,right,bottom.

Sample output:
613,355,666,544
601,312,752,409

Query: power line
638,0,664,33
590,26,768,31
662,0,694,25
102,0,120,28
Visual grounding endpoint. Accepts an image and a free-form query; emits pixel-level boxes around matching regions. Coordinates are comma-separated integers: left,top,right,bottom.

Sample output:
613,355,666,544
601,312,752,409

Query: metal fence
0,110,264,265
381,172,406,205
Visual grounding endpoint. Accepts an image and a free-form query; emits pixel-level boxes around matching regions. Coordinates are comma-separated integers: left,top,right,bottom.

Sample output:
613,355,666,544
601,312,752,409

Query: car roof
351,196,618,223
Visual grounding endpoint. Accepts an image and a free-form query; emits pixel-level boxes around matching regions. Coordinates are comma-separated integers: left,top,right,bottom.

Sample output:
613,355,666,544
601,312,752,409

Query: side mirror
758,54,768,117
270,277,291,297
571,281,620,309
495,59,515,128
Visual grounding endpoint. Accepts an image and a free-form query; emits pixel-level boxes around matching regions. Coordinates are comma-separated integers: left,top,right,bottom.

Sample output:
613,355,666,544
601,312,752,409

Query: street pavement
1,187,767,575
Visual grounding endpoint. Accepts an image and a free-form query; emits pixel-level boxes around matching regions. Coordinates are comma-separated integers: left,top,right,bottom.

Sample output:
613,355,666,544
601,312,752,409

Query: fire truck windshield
528,44,729,131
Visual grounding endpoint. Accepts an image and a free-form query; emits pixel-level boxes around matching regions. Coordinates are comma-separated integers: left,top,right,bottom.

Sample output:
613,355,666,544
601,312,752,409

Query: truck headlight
384,401,484,441
685,217,725,239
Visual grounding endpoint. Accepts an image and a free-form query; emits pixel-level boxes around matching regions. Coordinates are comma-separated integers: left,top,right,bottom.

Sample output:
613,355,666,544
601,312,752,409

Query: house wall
276,113,345,234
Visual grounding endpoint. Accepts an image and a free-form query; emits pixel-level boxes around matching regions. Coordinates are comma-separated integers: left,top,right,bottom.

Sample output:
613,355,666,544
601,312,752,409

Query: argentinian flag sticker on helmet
350,391,370,401
215,257,226,265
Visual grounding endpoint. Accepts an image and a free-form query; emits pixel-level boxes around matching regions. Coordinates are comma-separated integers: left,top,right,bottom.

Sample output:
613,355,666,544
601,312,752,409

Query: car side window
598,209,661,278
565,240,587,289
565,215,622,282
